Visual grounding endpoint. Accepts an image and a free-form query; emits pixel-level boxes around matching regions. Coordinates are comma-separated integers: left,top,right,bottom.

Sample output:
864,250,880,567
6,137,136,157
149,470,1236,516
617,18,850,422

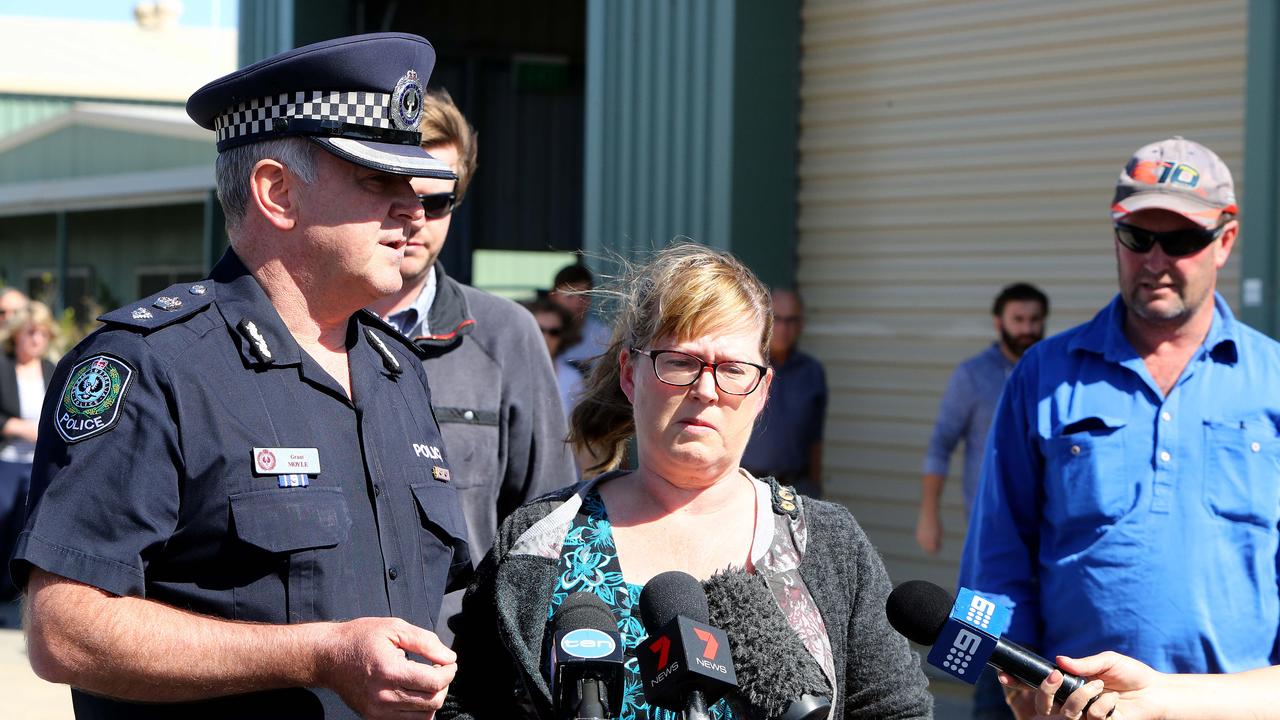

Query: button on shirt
923,343,1014,512
960,293,1280,674
12,251,470,718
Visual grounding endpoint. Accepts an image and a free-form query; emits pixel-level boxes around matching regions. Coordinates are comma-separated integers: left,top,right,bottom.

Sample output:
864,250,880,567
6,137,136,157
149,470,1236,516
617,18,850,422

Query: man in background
549,263,611,371
366,90,575,642
916,282,1048,555
917,282,1047,720
741,288,828,497
0,289,28,326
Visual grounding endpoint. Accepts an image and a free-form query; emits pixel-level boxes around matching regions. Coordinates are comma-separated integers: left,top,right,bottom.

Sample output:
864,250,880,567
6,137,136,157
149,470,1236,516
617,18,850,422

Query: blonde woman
0,300,57,599
440,244,931,719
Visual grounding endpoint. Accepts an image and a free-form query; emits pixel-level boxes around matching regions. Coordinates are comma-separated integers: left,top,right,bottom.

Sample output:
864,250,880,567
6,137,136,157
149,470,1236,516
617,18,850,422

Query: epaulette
98,281,216,332
356,309,420,355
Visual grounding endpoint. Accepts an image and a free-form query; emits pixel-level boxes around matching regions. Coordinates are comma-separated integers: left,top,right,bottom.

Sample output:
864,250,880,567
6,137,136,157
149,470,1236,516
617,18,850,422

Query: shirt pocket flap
410,482,469,545
1057,415,1127,437
230,487,352,553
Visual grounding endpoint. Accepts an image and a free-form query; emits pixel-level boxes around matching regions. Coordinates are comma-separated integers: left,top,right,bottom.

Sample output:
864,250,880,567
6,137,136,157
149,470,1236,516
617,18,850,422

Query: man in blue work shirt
742,288,828,497
917,282,1048,556
11,34,470,718
961,138,1280,705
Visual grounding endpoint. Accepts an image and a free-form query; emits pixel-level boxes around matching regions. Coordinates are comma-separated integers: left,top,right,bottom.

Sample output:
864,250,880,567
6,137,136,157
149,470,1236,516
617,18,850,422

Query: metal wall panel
796,0,1246,592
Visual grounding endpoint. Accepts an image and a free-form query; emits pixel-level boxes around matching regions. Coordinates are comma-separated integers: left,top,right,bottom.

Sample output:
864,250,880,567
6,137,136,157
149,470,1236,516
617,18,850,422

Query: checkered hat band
213,90,394,143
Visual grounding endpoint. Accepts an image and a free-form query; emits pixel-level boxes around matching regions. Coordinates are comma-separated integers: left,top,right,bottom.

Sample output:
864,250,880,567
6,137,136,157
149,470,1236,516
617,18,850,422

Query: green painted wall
582,0,799,286
1241,0,1280,336
0,204,205,319
0,126,214,184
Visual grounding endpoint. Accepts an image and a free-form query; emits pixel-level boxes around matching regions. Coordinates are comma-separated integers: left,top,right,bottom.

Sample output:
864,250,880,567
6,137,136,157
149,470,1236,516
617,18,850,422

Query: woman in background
0,301,58,600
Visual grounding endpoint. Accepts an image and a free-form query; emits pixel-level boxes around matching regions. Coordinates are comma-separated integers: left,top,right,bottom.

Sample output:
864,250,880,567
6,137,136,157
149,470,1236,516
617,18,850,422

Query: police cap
186,32,455,179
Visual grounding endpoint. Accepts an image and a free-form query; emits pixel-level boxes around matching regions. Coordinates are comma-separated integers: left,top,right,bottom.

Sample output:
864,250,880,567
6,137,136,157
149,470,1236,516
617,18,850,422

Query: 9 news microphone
636,571,737,720
550,592,625,720
886,580,1087,705
703,569,832,720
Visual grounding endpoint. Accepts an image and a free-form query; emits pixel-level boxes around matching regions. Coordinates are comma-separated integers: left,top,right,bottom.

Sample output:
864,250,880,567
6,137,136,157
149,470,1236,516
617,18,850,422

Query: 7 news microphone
886,580,1088,705
636,571,737,720
550,592,625,720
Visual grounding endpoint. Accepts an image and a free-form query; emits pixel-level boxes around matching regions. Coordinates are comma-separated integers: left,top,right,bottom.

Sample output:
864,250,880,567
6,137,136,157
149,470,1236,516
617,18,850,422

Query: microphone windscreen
885,580,953,646
703,569,829,720
639,570,710,631
554,591,617,633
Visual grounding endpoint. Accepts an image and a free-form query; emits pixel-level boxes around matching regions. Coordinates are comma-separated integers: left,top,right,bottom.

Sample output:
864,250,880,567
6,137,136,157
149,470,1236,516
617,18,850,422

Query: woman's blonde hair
1,300,58,357
568,243,772,474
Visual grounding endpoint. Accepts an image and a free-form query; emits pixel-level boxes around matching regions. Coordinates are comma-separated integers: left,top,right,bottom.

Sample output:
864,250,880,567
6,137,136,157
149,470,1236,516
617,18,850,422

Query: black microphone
550,592,625,720
703,569,832,720
636,571,738,720
885,580,1087,705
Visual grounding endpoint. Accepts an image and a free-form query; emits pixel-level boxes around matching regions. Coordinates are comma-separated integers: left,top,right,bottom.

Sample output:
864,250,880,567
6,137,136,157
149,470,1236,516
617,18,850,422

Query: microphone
702,569,832,720
550,592,625,720
886,580,1087,705
636,571,738,720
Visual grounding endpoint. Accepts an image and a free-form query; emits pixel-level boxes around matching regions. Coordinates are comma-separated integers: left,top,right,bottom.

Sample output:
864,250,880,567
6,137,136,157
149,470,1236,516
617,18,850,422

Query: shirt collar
1067,292,1239,365
981,342,1015,372
386,266,437,337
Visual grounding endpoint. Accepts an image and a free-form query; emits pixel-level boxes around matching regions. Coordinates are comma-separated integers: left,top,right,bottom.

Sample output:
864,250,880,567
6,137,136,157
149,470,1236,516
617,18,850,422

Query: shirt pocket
1043,416,1135,526
229,487,352,623
410,481,472,615
1202,418,1280,528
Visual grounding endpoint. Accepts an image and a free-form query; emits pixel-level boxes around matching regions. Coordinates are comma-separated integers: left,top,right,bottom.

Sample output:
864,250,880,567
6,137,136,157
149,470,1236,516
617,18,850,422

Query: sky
0,0,237,28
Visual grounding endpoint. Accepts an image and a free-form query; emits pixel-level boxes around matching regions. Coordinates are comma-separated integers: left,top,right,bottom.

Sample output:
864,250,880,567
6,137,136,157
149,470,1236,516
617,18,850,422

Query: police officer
12,34,470,719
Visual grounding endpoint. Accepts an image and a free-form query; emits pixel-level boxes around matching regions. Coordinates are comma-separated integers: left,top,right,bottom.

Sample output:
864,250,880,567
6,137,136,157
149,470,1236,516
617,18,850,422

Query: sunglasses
1113,222,1226,257
417,192,457,220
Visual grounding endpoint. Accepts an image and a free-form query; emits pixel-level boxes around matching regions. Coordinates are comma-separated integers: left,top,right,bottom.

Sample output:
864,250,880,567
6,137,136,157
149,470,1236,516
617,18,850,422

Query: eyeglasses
417,192,457,220
1114,222,1226,257
632,348,767,396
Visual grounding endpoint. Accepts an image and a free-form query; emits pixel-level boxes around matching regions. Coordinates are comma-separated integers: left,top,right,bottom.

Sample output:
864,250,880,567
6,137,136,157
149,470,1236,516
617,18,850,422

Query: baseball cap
186,33,455,179
1111,136,1237,230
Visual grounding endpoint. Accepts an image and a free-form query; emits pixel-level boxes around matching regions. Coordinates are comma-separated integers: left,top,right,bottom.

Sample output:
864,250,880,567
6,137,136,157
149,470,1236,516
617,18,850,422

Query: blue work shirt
741,350,828,492
960,293,1280,674
923,343,1014,512
12,251,470,718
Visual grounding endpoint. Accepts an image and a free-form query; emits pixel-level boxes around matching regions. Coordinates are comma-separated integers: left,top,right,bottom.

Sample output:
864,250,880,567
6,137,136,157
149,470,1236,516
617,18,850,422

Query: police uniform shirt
12,250,469,718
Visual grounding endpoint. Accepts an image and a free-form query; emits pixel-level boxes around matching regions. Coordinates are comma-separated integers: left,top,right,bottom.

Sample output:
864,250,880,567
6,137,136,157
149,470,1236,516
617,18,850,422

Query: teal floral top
546,488,737,720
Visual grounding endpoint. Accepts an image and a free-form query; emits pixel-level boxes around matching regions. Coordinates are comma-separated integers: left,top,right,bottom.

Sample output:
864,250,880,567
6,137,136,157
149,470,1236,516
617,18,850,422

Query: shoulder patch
99,282,215,332
55,354,135,443
356,309,425,359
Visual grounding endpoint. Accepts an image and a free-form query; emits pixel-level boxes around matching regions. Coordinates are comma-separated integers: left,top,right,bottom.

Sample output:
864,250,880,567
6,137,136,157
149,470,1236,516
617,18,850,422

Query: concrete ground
0,597,973,719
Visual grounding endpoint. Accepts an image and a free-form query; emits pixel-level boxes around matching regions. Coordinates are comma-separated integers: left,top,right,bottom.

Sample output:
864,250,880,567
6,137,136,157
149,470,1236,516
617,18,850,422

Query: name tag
253,447,321,475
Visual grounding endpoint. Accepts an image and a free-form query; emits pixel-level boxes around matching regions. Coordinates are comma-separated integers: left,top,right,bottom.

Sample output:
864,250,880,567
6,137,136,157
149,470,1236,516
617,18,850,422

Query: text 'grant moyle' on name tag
253,447,321,475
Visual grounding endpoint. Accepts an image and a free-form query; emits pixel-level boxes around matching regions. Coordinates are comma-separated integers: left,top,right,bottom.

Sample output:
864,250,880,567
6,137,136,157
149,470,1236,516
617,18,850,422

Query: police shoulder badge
56,354,135,443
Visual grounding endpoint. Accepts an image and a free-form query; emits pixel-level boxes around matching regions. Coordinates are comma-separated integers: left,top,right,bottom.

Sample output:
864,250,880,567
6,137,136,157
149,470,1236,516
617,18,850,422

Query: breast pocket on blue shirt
1044,417,1135,526
1203,418,1280,528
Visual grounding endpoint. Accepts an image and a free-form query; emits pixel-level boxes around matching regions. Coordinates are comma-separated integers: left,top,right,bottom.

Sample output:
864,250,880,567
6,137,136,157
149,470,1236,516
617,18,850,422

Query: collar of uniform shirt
1065,292,1239,366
